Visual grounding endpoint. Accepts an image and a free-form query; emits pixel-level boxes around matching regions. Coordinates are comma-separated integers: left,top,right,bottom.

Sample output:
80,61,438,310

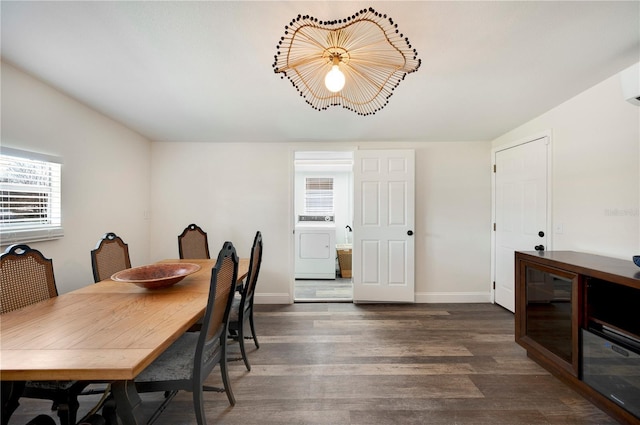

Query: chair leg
220,356,236,406
192,388,207,425
238,321,251,372
249,310,260,349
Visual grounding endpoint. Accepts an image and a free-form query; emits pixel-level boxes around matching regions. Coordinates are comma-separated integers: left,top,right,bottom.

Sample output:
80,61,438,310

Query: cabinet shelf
585,277,640,339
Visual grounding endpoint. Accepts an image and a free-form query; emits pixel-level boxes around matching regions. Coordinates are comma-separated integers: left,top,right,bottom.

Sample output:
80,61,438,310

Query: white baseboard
255,292,493,304
415,292,492,303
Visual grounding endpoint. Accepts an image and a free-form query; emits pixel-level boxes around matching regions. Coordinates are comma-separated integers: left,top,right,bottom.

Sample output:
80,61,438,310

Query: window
0,147,63,244
305,177,334,214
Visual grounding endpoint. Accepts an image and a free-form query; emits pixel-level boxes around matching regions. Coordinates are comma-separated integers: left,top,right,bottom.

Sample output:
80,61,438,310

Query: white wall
418,141,493,302
150,142,293,302
1,61,152,292
492,69,640,258
5,57,636,305
150,141,493,303
2,62,494,303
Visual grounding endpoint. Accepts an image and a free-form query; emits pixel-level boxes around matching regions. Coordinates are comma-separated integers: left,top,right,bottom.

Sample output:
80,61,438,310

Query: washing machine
295,215,336,279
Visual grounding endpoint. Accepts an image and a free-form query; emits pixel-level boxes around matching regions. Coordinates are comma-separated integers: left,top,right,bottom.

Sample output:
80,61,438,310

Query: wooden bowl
111,263,201,289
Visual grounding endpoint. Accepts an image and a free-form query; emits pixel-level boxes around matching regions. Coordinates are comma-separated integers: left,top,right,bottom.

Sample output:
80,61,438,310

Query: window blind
0,148,63,244
305,177,334,214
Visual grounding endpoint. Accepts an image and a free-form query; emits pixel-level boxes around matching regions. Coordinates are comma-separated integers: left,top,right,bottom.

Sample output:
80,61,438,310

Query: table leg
110,380,145,425
1,381,25,425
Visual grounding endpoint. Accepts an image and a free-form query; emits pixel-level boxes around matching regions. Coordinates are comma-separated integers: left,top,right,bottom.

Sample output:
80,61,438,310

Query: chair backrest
240,231,263,310
178,224,210,259
90,232,132,283
0,244,58,314
195,241,238,379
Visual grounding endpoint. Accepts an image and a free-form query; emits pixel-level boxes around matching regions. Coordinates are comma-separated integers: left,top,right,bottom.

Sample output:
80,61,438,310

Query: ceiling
1,1,639,144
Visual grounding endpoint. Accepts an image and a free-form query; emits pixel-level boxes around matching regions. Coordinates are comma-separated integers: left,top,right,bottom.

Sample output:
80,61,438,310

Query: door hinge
493,281,496,290
493,164,496,173
493,223,496,231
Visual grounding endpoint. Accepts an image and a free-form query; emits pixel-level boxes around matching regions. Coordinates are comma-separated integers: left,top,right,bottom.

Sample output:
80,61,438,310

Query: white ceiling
1,1,638,143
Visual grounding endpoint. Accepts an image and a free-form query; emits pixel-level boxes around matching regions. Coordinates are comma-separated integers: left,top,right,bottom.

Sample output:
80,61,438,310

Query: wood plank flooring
7,303,621,425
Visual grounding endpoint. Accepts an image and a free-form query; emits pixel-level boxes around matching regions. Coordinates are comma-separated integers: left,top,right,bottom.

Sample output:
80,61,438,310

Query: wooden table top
0,258,249,381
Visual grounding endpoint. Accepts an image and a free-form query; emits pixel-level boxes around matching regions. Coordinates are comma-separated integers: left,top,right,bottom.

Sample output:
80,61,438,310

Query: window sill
0,227,64,247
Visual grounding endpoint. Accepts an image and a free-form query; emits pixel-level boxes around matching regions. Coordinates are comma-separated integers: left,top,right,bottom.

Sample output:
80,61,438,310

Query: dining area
1,226,263,425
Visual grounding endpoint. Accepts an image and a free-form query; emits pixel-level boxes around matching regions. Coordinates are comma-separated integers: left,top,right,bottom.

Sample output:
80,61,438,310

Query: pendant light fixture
272,7,421,116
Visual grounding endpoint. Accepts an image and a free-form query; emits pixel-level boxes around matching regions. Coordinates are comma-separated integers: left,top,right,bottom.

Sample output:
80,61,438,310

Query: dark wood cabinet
515,251,640,425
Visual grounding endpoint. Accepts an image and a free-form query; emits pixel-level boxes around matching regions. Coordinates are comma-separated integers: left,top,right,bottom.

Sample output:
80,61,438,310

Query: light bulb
324,65,345,92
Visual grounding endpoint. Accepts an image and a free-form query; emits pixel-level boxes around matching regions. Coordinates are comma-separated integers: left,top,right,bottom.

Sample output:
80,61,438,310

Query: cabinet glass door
522,264,578,372
515,259,581,377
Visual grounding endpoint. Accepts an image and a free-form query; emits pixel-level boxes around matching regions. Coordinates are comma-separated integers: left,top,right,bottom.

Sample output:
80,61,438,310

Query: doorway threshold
294,277,353,302
295,298,353,303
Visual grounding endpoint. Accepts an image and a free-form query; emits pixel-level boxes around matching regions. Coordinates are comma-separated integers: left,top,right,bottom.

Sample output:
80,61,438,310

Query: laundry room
293,151,353,301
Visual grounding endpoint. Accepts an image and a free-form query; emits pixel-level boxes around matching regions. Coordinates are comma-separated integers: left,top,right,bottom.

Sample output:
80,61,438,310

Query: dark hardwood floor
8,303,621,425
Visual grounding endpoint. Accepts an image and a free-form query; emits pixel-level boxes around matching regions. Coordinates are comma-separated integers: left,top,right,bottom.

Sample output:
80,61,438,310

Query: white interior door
494,136,549,312
353,149,415,303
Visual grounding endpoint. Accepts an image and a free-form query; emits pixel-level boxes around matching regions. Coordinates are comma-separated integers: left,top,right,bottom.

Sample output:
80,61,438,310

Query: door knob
407,230,414,236
534,245,545,251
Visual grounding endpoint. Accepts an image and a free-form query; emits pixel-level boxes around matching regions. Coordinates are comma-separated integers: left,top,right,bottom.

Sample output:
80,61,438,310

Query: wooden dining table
0,257,249,425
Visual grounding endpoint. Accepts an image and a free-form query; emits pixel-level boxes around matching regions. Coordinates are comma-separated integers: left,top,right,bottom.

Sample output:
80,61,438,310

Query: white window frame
0,147,64,245
304,177,334,215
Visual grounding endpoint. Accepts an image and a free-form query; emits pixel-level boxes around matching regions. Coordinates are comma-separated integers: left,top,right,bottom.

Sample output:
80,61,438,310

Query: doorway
293,151,354,302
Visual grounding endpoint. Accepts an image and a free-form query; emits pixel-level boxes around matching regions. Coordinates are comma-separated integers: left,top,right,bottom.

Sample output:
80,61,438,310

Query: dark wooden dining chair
178,223,210,259
134,241,239,425
0,244,89,425
90,232,131,282
228,231,263,371
178,223,211,332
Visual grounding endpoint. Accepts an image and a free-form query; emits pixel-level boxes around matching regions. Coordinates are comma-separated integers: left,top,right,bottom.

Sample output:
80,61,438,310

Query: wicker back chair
0,244,58,314
90,232,131,283
228,231,263,371
178,224,210,259
0,244,88,425
135,242,239,424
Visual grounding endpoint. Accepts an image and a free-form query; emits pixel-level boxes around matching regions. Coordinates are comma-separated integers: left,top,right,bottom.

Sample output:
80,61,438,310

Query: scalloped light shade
272,7,421,116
